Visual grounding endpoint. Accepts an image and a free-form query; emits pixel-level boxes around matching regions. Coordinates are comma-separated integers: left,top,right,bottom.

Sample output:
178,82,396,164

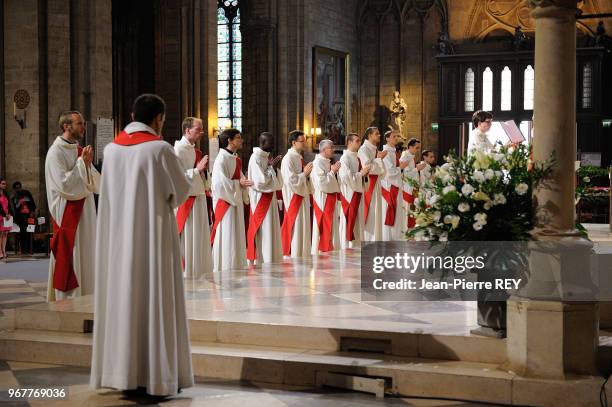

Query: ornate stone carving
464,0,598,40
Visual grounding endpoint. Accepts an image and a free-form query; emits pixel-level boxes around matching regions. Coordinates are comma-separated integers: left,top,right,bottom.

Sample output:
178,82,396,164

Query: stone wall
2,0,611,209
3,0,43,205
1,0,112,213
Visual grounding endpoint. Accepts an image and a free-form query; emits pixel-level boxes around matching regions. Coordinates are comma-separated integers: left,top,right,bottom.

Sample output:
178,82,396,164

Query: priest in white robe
467,110,494,154
280,130,312,258
338,133,369,249
174,117,211,279
381,130,409,241
419,149,436,187
400,138,425,230
358,127,387,242
211,128,252,272
91,94,193,396
45,111,100,302
311,139,341,255
247,132,283,264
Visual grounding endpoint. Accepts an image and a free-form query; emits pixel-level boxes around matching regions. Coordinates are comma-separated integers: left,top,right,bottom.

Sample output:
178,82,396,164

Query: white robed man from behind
174,117,211,279
311,139,341,255
358,127,387,242
381,130,409,241
91,94,194,396
399,138,425,230
338,133,370,249
211,128,252,272
247,132,283,264
280,130,313,258
45,111,100,302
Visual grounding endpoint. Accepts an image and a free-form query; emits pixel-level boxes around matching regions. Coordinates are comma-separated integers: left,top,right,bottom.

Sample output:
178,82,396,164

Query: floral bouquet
406,144,554,242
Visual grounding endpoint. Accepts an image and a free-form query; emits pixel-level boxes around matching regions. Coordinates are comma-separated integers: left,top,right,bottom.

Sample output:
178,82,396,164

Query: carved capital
530,0,579,19
529,0,579,9
531,1,579,22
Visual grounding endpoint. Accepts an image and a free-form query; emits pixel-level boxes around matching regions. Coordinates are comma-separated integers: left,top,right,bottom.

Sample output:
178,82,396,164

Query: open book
499,120,526,144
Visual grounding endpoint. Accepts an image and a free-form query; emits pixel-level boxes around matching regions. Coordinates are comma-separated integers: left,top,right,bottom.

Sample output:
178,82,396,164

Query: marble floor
0,360,489,407
8,250,480,336
180,250,479,335
2,222,610,336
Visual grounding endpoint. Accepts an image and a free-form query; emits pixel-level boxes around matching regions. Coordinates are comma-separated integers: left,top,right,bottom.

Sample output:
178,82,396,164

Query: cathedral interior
1,1,612,406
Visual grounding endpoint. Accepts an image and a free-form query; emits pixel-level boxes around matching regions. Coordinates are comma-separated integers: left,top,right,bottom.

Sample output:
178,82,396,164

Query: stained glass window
501,66,511,111
464,68,475,111
217,1,242,131
582,63,592,109
523,65,534,110
482,67,493,111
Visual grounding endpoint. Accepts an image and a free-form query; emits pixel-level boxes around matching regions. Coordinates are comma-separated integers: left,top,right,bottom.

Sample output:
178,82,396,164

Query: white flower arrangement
406,144,554,242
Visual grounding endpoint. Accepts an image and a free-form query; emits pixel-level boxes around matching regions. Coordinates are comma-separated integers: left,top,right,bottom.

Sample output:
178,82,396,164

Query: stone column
531,0,578,233
505,0,598,378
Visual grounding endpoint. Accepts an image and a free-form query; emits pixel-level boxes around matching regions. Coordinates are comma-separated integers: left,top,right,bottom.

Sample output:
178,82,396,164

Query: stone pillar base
504,297,598,378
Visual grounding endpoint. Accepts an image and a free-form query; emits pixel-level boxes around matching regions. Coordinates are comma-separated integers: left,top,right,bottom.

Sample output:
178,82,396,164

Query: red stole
340,191,362,242
114,130,160,145
280,194,304,256
176,149,203,235
382,185,400,226
363,174,378,222
313,192,337,252
246,192,274,261
210,155,242,245
50,145,86,292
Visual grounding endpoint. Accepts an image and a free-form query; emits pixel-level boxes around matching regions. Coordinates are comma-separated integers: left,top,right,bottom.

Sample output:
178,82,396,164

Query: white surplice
358,140,385,242
338,150,364,249
91,122,193,396
45,136,100,302
310,154,340,255
419,162,434,188
247,147,283,264
280,148,311,258
400,150,419,228
380,144,406,241
211,148,248,271
467,129,494,154
174,137,212,279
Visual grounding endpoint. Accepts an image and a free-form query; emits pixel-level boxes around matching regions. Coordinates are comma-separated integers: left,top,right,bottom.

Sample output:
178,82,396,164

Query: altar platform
1,245,610,405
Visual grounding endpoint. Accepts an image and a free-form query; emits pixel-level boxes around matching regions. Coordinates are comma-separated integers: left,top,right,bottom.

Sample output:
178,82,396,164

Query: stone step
0,328,602,406
13,306,506,364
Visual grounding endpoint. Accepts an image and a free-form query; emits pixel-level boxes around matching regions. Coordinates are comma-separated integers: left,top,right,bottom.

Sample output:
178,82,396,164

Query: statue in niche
437,31,455,55
389,90,407,138
513,26,529,50
594,21,610,47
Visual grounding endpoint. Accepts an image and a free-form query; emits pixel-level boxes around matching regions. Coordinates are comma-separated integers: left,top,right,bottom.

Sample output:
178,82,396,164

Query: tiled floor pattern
0,254,49,318
179,251,479,335
0,360,489,407
14,250,480,336
0,279,47,318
